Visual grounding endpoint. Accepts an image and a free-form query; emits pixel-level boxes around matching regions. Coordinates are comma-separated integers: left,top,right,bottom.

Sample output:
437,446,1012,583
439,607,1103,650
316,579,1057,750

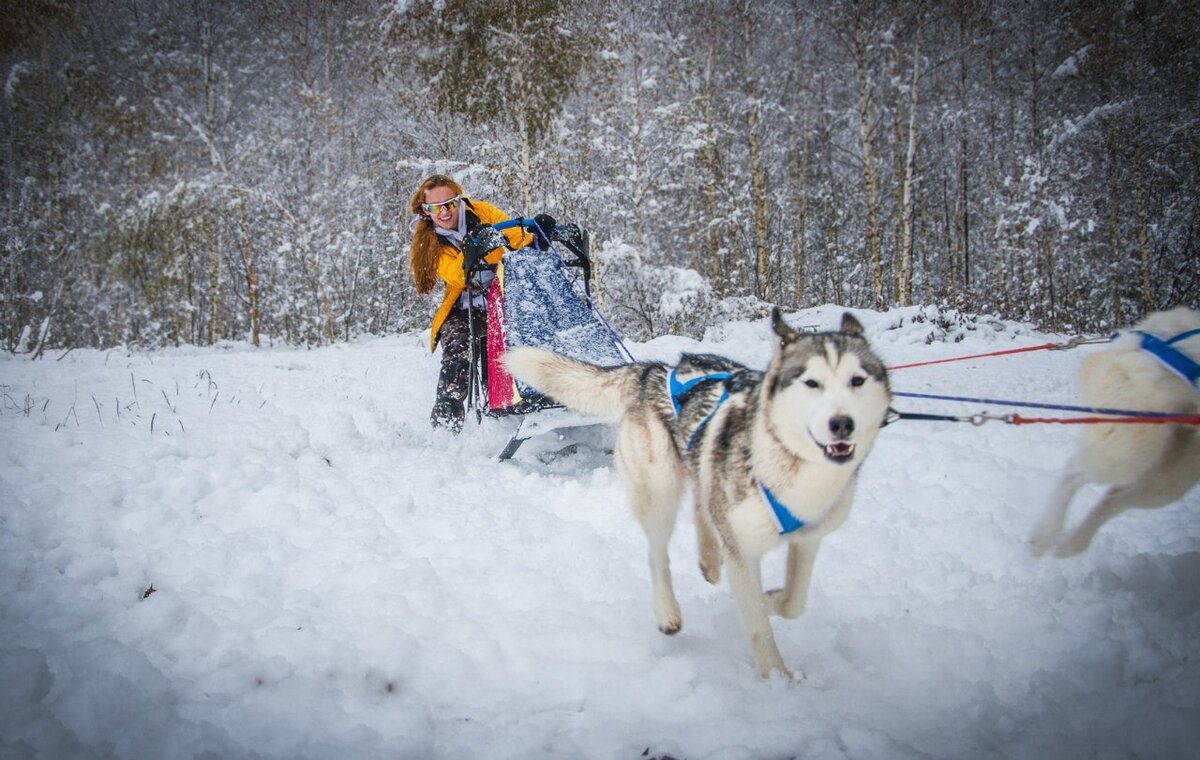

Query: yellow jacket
428,198,533,351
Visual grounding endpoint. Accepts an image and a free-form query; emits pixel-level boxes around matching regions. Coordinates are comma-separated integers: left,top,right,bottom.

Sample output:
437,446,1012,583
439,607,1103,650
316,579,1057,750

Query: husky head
763,308,892,466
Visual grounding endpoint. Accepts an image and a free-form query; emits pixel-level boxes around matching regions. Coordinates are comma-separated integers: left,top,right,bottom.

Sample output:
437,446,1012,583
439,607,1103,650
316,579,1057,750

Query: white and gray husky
1030,306,1200,558
505,309,892,678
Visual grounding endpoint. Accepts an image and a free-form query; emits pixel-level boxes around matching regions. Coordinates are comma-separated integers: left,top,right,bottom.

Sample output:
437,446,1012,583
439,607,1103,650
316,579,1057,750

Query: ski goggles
422,196,462,216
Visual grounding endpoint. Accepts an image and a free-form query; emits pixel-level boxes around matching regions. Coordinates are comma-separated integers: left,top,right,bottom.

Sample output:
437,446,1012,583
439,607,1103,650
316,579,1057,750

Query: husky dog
505,309,892,678
1030,306,1200,558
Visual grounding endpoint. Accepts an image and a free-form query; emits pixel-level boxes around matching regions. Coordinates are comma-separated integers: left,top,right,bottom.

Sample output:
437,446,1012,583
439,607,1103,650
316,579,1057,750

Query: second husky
505,309,892,678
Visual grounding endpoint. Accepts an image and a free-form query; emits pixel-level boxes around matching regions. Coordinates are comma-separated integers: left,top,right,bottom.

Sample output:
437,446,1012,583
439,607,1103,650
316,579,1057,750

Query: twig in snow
55,403,79,432
91,394,103,428
208,392,219,412
160,389,175,413
151,412,156,434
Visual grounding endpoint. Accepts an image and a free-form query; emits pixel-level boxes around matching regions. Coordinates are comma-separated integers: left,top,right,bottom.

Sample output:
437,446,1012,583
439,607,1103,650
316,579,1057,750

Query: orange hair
408,174,465,295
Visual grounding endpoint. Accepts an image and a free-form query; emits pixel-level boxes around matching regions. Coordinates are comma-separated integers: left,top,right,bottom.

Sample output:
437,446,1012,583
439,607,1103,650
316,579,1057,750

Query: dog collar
757,482,806,535
1132,328,1200,391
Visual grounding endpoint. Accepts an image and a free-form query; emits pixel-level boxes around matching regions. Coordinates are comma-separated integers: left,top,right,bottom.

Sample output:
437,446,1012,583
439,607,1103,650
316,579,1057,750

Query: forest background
2,0,1198,352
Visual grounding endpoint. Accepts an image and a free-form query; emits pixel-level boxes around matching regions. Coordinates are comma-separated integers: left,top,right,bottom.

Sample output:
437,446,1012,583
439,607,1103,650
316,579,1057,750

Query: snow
2,304,1198,760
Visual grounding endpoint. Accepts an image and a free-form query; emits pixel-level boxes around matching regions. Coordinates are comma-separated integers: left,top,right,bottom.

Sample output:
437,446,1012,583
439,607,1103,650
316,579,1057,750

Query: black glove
462,225,509,275
531,213,557,250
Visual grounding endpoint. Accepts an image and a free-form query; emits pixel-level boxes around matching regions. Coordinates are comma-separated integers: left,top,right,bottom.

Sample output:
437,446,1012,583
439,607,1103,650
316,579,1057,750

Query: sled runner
460,218,630,459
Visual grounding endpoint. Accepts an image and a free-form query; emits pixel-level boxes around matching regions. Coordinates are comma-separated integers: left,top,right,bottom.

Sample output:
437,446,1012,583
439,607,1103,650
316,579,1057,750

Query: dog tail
504,347,641,420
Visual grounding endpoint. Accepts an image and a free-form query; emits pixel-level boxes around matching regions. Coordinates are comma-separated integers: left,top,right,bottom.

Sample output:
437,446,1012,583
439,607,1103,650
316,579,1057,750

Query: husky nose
829,415,854,439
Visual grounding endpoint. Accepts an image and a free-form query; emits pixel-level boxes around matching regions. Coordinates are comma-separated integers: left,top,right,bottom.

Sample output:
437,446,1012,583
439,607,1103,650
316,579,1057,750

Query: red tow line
886,342,1061,371
1010,414,1200,426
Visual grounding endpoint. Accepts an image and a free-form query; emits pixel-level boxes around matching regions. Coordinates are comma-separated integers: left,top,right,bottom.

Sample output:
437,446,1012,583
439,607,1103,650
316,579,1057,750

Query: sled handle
491,218,537,231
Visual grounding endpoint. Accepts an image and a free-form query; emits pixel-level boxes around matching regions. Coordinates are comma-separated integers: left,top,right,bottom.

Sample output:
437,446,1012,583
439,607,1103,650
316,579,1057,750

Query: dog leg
1052,485,1127,557
725,555,793,679
1053,471,1188,558
1049,434,1200,558
626,475,685,635
767,540,819,619
695,507,723,584
1030,452,1088,557
615,418,687,634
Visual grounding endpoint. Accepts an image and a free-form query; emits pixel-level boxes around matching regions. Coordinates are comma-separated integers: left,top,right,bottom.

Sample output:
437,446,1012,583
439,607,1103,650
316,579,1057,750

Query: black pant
431,307,488,432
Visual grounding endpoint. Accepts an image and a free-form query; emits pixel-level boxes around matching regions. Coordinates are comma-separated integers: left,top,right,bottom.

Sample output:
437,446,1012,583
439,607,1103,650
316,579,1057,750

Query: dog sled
460,217,630,459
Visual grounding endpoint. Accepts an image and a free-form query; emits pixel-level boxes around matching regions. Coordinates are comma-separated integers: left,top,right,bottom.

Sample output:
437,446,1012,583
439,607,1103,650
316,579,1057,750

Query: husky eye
804,378,821,389
850,376,865,388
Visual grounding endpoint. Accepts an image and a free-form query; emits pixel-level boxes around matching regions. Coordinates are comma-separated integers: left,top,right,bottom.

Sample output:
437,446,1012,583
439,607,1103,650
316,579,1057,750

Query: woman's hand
463,225,510,275
532,214,557,249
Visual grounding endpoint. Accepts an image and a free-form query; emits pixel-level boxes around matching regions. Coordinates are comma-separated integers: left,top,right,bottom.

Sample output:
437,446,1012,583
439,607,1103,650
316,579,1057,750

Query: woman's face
423,185,461,231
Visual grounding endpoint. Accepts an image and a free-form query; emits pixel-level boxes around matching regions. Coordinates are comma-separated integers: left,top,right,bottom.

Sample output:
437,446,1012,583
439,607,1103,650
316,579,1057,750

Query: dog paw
699,559,721,585
1052,538,1089,559
765,588,805,619
655,597,683,635
1028,529,1057,558
757,661,794,681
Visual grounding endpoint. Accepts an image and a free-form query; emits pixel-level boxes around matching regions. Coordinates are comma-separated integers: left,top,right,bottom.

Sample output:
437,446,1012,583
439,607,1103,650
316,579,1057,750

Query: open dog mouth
823,441,856,462
808,430,857,462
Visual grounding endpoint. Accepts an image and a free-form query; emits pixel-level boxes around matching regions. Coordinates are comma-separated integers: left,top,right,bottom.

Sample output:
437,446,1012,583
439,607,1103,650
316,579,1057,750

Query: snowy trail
2,306,1198,760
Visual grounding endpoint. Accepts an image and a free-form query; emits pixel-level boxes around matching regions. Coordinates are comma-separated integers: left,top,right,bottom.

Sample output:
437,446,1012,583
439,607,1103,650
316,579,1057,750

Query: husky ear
840,312,865,337
771,306,799,344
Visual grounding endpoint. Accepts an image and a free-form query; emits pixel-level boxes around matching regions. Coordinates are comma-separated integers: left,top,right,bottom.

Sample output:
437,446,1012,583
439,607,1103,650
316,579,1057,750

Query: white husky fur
1030,306,1200,558
504,309,892,678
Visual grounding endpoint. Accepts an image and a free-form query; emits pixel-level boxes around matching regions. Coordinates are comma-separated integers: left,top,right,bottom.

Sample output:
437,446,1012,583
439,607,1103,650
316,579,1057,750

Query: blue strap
667,369,735,452
1135,329,1200,390
667,369,733,415
758,482,806,535
685,390,728,451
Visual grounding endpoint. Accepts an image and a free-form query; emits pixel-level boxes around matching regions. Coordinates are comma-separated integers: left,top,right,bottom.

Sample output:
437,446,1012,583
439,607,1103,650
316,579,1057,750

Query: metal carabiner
967,412,1015,426
1049,335,1111,350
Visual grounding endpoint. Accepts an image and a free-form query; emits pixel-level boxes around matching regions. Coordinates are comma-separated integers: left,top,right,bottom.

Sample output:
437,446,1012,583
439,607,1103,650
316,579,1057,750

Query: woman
407,174,554,431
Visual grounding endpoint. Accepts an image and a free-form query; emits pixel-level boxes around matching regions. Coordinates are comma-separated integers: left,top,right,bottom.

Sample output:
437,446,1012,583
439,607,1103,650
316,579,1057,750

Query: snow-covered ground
2,305,1197,760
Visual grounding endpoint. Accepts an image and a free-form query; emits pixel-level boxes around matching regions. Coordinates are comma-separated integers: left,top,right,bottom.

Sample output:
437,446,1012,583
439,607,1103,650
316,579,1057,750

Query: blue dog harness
667,368,809,536
667,368,732,451
667,368,733,416
758,482,808,534
1132,328,1200,392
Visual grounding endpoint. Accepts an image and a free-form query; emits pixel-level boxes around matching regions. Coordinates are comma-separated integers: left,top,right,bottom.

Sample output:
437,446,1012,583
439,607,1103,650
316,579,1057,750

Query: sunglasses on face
422,196,461,215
